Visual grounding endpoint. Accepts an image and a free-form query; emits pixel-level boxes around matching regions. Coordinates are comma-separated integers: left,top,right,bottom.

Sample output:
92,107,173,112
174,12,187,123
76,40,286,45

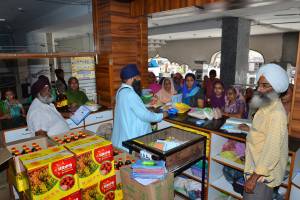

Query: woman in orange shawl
155,78,177,104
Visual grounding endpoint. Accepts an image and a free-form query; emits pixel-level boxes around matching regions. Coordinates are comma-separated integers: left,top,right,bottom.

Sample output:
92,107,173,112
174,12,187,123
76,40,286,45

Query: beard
249,90,279,109
37,93,54,104
132,79,142,96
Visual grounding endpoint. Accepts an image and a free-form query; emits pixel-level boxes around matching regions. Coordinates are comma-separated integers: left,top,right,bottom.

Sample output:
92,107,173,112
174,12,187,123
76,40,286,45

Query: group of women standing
148,71,251,119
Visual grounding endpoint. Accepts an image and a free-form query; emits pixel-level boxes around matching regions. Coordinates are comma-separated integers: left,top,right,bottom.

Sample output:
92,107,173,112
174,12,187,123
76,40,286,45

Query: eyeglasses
257,82,272,89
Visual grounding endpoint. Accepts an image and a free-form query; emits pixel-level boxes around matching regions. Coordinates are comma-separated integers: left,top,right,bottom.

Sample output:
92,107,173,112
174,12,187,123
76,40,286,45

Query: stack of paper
131,159,167,180
221,117,252,134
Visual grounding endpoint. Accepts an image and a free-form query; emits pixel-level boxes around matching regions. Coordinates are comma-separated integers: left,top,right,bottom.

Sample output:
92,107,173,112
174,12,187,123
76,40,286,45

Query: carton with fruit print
82,175,119,200
20,146,79,200
64,135,115,189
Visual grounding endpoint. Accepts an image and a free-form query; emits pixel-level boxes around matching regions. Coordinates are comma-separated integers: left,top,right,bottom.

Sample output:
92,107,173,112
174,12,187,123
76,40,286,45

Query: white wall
249,34,283,63
151,33,283,67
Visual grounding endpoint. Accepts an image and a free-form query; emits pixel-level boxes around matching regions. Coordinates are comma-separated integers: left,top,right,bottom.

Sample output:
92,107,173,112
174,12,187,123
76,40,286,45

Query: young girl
209,80,225,110
0,89,25,119
224,87,246,118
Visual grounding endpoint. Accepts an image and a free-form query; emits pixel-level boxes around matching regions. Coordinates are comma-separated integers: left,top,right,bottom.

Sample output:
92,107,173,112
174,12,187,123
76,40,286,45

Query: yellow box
20,146,79,200
64,135,115,189
7,164,28,192
82,175,122,200
49,129,95,145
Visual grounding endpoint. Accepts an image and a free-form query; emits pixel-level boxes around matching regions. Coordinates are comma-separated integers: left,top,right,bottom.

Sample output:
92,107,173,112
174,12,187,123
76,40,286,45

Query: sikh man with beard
238,63,289,200
112,64,167,150
27,77,70,137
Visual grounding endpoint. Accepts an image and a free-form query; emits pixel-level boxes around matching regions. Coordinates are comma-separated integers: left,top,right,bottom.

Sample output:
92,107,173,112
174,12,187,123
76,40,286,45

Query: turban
120,64,140,80
256,63,289,93
31,76,51,97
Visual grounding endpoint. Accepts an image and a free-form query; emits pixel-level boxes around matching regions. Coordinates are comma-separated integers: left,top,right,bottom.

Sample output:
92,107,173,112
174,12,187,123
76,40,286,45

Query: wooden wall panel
93,0,148,107
289,32,300,138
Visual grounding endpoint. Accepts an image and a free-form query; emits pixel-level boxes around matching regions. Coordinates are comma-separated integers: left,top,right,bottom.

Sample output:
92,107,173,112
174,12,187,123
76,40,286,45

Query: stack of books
131,159,167,180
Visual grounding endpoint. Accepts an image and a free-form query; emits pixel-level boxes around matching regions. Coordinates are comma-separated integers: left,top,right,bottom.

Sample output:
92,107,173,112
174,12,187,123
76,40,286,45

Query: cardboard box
7,164,29,192
64,135,115,189
23,190,82,200
20,146,79,200
6,136,55,174
0,147,12,169
60,190,82,200
81,175,119,200
120,167,174,200
49,129,95,145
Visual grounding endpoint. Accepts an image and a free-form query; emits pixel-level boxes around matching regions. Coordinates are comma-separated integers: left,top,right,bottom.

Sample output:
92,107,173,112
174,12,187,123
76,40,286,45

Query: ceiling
0,0,300,42
0,0,90,32
148,0,300,41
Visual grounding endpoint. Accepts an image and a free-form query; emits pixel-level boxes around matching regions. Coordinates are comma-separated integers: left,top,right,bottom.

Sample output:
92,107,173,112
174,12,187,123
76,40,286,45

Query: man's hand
35,130,47,137
238,123,250,132
244,173,261,193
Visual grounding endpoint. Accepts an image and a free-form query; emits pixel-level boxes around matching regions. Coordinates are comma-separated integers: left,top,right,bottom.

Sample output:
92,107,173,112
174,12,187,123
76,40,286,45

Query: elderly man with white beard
238,63,289,200
27,76,70,137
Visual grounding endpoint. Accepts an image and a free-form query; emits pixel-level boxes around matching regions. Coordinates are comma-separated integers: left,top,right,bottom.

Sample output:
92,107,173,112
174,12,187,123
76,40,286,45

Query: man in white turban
239,63,289,200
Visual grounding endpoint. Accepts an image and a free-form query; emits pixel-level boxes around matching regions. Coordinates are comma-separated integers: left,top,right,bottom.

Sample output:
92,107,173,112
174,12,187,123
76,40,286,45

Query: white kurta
27,98,70,137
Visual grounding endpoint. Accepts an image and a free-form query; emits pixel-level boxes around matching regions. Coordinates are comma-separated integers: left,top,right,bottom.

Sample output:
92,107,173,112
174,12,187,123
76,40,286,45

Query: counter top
165,114,300,153
62,106,111,119
165,114,247,141
1,107,111,131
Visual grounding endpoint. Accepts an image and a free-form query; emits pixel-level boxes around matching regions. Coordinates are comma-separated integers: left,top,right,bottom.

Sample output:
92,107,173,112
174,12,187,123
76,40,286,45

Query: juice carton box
20,146,79,200
113,147,137,200
64,135,115,189
49,129,95,145
81,175,119,200
6,136,55,174
7,164,29,192
60,190,82,200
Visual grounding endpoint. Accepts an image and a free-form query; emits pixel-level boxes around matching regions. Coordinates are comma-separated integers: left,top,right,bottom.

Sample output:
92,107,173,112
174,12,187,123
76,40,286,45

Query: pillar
92,0,148,107
220,17,250,87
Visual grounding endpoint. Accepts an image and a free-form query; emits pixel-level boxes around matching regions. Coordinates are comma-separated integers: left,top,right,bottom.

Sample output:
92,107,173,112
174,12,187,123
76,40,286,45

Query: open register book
220,117,252,134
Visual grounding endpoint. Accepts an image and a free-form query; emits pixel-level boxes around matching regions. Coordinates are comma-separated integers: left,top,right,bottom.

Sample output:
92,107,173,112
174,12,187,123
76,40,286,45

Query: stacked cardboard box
6,136,55,193
20,146,80,200
113,147,137,200
65,135,120,200
120,166,174,200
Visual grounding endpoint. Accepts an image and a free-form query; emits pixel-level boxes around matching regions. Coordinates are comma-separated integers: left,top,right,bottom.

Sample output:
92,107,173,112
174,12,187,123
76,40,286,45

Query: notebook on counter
221,117,252,134
70,105,91,125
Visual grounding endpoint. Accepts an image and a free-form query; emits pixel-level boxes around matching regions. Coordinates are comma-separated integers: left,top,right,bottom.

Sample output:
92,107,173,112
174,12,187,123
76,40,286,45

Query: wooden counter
165,114,300,200
1,108,113,145
165,114,300,152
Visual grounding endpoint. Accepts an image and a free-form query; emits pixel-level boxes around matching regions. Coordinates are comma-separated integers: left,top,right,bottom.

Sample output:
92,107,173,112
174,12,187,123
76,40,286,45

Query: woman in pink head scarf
155,78,177,104
148,72,161,94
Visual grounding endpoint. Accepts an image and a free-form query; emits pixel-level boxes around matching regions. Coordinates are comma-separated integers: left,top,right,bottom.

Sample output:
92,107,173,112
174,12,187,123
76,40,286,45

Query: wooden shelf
211,155,244,171
174,190,190,200
210,176,243,200
182,168,207,184
212,155,289,188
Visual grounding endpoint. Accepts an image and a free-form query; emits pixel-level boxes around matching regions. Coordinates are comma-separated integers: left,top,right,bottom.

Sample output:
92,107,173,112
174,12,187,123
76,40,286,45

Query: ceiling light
18,7,24,12
0,19,6,22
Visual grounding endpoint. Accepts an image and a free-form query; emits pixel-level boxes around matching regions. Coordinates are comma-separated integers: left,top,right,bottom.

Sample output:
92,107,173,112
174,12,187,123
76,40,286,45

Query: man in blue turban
111,64,166,149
